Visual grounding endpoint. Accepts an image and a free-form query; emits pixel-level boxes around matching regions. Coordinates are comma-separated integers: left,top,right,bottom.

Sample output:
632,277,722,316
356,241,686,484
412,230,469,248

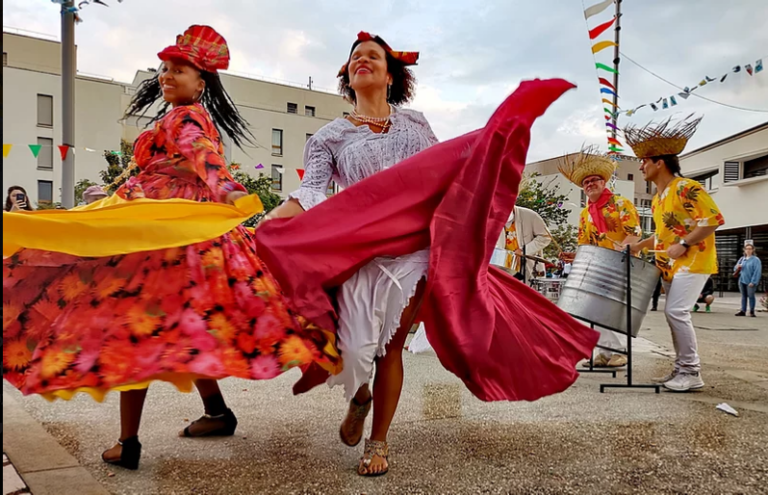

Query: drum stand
598,247,660,394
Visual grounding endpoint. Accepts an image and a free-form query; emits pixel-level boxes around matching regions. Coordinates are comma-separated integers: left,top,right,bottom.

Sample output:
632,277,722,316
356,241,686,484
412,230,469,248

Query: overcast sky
4,0,767,161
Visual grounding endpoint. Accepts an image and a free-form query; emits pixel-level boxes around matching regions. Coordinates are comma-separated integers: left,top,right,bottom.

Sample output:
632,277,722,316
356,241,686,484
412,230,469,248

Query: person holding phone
5,186,34,212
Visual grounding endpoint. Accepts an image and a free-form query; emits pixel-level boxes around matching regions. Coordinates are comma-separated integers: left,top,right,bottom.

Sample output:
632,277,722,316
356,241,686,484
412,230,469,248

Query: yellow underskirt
3,194,263,258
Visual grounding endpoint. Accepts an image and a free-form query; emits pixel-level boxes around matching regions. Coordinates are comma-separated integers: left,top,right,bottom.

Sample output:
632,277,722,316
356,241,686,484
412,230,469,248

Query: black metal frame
572,246,660,393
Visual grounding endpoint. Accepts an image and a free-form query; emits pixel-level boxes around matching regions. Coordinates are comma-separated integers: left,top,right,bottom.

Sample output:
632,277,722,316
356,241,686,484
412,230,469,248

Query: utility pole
308,76,313,91
610,0,622,142
61,1,76,208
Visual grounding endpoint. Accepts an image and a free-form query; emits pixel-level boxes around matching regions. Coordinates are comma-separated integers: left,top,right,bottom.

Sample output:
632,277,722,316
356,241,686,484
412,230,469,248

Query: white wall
681,126,768,230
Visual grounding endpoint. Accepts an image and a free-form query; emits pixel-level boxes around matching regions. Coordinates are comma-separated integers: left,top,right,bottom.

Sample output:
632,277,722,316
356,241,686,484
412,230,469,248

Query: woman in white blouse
260,32,436,476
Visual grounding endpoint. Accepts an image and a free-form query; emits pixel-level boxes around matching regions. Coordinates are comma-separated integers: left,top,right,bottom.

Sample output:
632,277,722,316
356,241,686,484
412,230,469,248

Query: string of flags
621,58,764,116
582,0,624,154
3,143,129,160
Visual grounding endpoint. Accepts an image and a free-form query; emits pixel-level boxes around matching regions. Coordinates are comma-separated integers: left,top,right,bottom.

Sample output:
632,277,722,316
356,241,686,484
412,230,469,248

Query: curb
2,391,109,495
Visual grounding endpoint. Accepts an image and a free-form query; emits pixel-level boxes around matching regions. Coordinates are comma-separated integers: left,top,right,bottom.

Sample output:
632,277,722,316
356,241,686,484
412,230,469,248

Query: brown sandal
340,397,372,447
358,438,389,477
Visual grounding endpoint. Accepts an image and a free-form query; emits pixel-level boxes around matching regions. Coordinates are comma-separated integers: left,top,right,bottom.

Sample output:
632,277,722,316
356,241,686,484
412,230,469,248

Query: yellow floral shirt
652,177,725,281
504,222,520,272
578,194,641,250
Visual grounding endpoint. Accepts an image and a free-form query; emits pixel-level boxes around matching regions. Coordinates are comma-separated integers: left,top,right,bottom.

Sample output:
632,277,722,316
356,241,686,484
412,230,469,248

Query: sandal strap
350,398,372,420
362,438,389,463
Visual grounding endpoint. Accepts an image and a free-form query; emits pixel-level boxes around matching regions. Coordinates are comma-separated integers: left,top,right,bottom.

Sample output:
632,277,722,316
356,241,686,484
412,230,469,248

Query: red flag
598,77,616,91
607,137,622,146
58,145,70,160
588,16,616,40
297,169,305,180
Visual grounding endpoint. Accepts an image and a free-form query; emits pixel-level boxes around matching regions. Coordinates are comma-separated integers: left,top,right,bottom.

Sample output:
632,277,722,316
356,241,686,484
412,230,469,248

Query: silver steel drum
556,245,660,336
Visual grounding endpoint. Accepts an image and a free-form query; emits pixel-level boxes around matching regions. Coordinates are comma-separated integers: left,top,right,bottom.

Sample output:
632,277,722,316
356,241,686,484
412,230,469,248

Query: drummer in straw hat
624,115,724,392
558,146,642,369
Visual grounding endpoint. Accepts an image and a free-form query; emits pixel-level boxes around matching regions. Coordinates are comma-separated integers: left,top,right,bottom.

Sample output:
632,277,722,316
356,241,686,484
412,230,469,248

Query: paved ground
3,296,767,494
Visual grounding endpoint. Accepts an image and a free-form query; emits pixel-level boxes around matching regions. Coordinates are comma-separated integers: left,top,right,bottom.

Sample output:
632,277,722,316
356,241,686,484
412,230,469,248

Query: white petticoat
327,249,429,400
408,323,436,355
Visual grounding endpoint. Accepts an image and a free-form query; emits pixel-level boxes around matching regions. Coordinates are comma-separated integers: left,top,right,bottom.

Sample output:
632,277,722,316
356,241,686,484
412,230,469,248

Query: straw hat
623,115,702,159
557,145,616,187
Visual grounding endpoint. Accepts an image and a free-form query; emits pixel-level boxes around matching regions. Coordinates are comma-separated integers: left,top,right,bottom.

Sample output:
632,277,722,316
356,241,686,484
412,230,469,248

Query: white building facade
3,30,351,206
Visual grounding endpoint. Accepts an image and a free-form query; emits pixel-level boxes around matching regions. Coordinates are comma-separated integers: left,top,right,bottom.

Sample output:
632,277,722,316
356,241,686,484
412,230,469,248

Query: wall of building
2,66,124,205
680,124,768,231
3,31,351,205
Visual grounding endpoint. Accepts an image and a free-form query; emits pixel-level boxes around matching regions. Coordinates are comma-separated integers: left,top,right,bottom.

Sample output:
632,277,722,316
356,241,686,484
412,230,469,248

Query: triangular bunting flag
733,66,741,73
607,137,622,146
602,98,618,108
297,169,305,180
698,79,708,87
650,103,659,111
584,0,614,19
720,73,728,83
255,163,264,169
588,16,616,40
29,144,43,158
595,63,618,74
670,96,678,106
706,76,716,82
600,88,618,97
662,98,669,109
598,77,616,91
58,145,70,161
745,64,753,76
756,59,763,73
3,144,11,158
592,40,618,54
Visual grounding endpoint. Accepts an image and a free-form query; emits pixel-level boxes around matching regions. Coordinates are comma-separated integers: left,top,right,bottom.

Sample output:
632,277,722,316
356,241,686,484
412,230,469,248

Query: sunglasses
582,178,605,187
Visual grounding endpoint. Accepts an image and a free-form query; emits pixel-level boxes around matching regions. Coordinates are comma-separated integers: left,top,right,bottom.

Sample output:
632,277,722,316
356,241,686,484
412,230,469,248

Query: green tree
75,178,98,204
100,139,136,193
227,163,282,227
516,173,571,227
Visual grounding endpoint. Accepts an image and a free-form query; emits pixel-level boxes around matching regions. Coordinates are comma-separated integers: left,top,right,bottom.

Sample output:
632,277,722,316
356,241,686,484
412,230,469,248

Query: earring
387,84,392,102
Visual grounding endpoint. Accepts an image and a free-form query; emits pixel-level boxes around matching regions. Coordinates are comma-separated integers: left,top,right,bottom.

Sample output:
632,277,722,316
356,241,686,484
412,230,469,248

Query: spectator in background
83,185,109,205
735,243,762,317
5,186,34,212
693,277,715,313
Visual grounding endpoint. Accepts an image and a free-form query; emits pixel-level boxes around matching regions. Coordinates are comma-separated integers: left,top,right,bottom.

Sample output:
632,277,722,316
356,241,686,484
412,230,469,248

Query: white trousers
662,272,709,373
327,250,429,400
596,327,626,358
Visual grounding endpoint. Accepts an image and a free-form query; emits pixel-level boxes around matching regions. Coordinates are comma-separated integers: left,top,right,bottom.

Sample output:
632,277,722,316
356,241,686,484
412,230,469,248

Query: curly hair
338,41,417,106
5,186,33,212
124,70,253,149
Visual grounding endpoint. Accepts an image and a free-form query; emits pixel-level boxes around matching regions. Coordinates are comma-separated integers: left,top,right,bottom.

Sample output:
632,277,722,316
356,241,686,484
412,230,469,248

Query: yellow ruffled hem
3,194,263,258
40,373,202,402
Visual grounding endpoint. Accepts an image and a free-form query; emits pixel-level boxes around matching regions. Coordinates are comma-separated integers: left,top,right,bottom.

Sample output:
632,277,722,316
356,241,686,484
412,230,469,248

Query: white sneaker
653,369,679,384
663,372,704,392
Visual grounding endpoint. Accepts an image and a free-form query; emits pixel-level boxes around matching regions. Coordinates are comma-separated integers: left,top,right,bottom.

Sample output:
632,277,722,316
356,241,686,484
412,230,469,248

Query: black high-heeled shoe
102,436,142,471
182,408,238,438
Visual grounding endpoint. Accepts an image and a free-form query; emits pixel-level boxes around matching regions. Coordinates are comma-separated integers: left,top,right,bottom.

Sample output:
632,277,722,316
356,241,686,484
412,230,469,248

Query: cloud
3,0,767,160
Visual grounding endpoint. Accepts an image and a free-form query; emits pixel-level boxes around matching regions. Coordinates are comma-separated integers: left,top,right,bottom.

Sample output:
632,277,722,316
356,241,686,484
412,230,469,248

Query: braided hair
125,70,253,149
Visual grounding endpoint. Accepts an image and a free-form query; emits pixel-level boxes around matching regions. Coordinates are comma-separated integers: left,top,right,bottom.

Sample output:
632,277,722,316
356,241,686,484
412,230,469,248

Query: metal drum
556,245,660,336
490,248,508,268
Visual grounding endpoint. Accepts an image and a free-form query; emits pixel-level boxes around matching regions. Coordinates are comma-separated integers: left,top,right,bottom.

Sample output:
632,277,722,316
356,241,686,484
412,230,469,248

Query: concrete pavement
2,297,766,494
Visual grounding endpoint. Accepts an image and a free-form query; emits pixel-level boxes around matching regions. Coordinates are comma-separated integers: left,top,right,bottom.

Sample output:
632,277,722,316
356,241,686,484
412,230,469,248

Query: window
691,171,720,191
627,173,634,181
38,180,53,204
287,103,298,114
271,165,283,192
645,181,654,194
306,133,313,142
305,106,316,117
37,137,53,170
723,161,740,183
743,155,768,179
271,129,283,156
37,94,54,127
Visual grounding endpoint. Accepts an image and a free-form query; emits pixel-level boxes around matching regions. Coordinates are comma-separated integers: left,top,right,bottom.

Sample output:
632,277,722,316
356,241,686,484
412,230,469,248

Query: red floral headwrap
158,25,230,74
338,31,419,77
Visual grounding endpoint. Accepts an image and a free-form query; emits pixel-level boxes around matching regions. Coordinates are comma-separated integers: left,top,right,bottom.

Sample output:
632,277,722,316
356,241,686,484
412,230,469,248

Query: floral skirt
2,226,340,401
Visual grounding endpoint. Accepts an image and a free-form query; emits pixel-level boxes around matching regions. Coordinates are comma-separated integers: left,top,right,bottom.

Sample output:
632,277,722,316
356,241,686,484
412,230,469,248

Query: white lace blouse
289,106,439,210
